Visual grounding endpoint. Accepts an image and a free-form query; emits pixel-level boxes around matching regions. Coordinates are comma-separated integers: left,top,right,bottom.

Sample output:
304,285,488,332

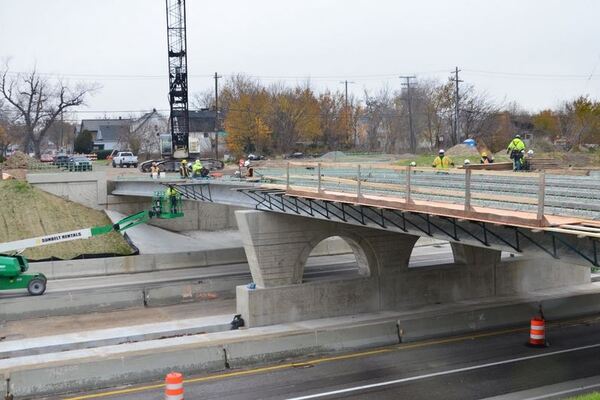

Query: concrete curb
398,290,600,342
0,278,242,321
1,319,399,398
4,286,600,398
0,316,233,359
0,288,144,321
29,247,247,280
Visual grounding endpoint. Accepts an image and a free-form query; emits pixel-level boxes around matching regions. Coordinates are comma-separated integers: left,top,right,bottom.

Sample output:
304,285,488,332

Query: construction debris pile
3,152,36,169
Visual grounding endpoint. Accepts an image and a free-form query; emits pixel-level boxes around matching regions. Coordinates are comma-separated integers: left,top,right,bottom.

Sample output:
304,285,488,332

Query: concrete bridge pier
235,210,590,327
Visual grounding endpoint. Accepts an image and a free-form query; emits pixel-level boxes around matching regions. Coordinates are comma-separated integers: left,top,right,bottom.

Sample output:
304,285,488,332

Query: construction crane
146,0,224,173
0,192,183,296
163,0,190,159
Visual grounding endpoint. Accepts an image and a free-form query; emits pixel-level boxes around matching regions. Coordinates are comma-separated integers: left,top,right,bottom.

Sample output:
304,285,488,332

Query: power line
6,68,600,81
462,69,600,80
0,70,452,83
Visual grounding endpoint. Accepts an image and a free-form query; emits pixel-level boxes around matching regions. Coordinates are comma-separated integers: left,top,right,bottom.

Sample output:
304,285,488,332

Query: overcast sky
1,0,599,120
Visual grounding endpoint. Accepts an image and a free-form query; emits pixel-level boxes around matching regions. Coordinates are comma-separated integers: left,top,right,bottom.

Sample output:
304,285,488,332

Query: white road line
285,343,600,400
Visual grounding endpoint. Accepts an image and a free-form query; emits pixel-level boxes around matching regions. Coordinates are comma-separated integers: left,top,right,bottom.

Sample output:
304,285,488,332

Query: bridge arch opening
302,235,372,283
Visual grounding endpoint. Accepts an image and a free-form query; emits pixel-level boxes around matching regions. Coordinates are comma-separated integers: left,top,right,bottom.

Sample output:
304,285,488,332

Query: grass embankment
0,180,133,260
567,393,600,400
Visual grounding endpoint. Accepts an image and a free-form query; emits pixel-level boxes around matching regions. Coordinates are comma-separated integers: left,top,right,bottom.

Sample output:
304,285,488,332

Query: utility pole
400,75,417,154
59,109,64,152
214,72,222,160
340,80,355,146
451,67,463,145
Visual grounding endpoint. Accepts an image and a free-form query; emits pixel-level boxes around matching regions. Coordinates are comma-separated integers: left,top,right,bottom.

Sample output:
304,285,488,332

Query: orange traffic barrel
529,317,546,347
165,372,184,400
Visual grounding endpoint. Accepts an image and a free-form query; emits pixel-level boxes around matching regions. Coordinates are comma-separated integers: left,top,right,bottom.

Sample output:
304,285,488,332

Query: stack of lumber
527,157,561,170
460,162,513,171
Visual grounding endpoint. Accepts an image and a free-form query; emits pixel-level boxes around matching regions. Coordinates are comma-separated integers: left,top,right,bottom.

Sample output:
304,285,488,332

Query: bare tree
460,85,500,142
362,90,386,151
191,89,214,110
0,65,98,157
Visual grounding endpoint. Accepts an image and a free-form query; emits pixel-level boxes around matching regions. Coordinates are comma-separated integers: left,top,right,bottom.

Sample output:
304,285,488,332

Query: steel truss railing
236,187,599,268
164,182,213,202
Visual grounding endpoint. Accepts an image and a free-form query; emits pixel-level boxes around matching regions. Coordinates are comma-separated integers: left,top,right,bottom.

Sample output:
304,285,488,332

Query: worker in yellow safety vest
506,134,526,171
432,149,454,170
164,185,178,214
191,159,203,178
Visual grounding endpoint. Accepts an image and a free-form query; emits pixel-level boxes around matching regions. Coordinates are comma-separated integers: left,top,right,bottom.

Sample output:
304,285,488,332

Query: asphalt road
44,244,459,292
57,316,600,400
0,244,459,298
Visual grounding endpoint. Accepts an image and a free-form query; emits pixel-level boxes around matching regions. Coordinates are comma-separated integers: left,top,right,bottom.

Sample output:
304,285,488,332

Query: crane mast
165,0,189,159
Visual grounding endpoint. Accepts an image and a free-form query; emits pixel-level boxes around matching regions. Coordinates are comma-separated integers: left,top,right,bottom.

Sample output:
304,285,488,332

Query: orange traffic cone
528,317,546,347
165,372,184,400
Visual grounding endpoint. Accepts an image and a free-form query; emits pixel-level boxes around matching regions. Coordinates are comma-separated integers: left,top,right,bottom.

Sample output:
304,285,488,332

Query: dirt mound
320,151,346,160
4,151,36,169
445,144,481,157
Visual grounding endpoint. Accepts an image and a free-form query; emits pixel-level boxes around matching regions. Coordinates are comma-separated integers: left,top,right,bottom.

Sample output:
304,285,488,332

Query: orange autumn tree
270,86,321,152
224,89,272,157
533,109,560,139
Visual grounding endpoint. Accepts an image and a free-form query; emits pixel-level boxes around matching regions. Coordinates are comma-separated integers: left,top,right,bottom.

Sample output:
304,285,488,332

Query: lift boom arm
0,211,151,254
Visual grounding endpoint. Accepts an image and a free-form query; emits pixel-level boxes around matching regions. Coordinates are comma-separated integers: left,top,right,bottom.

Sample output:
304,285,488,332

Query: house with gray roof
79,117,131,151
95,125,130,151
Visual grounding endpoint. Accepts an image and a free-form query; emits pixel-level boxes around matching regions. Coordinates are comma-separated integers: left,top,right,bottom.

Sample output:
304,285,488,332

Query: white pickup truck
112,152,138,168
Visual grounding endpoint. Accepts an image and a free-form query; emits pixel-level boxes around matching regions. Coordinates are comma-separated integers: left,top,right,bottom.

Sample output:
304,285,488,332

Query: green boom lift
0,191,183,296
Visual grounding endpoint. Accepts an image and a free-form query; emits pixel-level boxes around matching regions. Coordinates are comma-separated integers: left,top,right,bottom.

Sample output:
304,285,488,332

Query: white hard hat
439,149,445,154
409,161,416,167
527,149,534,155
464,159,471,165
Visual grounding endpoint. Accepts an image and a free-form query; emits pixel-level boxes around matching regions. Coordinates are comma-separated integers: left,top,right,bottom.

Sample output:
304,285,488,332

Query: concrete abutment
236,210,590,327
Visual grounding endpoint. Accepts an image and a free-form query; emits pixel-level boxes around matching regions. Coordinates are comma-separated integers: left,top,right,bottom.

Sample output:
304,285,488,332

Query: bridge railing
258,162,560,222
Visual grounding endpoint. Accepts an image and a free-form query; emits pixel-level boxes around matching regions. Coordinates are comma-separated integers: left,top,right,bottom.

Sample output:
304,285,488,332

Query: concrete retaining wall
495,257,590,294
237,257,591,327
144,276,248,307
0,287,145,321
235,210,591,327
398,290,600,342
27,172,107,210
236,278,381,327
106,194,242,231
31,248,247,279
30,242,351,281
